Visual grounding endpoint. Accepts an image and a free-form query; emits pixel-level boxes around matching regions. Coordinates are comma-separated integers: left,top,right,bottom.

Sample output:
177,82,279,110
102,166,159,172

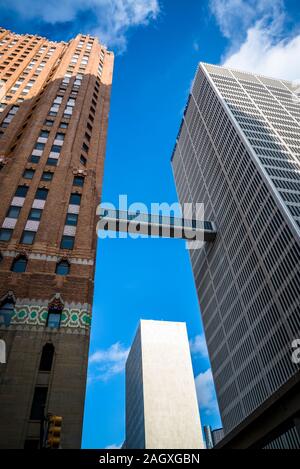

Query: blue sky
1,0,300,449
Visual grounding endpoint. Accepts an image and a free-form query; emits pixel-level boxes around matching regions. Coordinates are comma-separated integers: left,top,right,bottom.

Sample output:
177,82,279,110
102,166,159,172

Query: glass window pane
41,172,53,181
7,206,21,218
28,208,42,221
0,228,13,241
65,213,78,226
47,312,61,329
70,193,81,205
21,231,35,245
11,256,27,272
23,169,35,179
35,189,48,200
60,236,75,250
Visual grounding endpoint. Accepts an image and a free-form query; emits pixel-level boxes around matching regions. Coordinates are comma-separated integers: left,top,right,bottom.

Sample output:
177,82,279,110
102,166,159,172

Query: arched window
11,255,27,273
39,343,55,372
0,298,15,327
55,260,70,276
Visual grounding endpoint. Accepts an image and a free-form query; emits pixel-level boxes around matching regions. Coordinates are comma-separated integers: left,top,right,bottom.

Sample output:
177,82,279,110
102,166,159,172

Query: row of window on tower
0,183,83,248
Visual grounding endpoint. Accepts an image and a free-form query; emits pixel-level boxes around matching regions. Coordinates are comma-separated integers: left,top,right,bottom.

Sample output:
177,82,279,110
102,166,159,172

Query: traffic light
46,415,62,449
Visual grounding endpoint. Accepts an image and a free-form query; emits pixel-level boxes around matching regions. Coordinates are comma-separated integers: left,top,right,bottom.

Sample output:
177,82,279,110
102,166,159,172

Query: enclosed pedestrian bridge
97,209,217,243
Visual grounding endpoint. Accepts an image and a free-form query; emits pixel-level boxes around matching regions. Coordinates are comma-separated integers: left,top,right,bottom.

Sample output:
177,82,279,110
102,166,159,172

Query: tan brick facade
0,27,114,448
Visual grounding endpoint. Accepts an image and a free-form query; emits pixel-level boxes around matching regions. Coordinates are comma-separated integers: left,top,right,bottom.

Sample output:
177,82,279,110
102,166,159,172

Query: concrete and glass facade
0,27,114,448
172,63,300,448
125,320,204,449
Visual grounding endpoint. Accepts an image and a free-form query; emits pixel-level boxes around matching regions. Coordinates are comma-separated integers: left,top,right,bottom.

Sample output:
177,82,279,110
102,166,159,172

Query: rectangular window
60,235,75,250
59,122,68,129
51,145,61,154
55,133,65,141
47,311,61,329
70,193,81,205
46,158,58,167
23,169,35,179
35,188,48,200
21,230,36,245
39,130,49,138
44,119,54,127
66,213,78,226
82,142,89,153
41,171,53,181
0,228,13,241
73,176,84,187
28,155,40,164
15,186,29,197
28,208,42,221
80,155,87,166
35,142,45,150
7,206,21,219
30,387,48,420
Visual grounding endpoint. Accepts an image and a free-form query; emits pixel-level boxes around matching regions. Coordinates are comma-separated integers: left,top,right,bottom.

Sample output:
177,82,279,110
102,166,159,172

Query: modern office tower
0,27,114,448
172,63,300,448
125,320,204,449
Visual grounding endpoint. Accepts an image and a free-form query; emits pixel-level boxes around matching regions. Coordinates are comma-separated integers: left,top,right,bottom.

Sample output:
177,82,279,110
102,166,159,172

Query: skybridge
97,209,217,243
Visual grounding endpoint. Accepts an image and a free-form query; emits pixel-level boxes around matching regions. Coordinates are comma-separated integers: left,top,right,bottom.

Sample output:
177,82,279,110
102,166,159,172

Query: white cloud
210,0,300,80
105,443,122,449
89,342,129,383
195,368,219,415
5,0,160,52
190,334,209,358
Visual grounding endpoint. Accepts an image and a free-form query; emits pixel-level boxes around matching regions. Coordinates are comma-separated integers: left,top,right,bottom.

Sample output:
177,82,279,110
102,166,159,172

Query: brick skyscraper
0,27,114,448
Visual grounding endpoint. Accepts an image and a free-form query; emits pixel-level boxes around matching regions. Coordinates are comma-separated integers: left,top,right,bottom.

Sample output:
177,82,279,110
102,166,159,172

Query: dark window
20,230,36,245
65,213,78,226
39,130,49,138
73,176,84,187
85,132,91,142
87,122,92,132
23,169,35,179
55,133,64,141
7,206,21,219
28,208,42,221
35,188,48,200
46,158,58,166
41,171,53,181
50,145,61,153
0,228,13,241
28,155,40,164
39,343,54,371
30,387,48,420
11,255,28,272
47,310,62,329
70,193,81,205
15,185,29,197
56,260,70,276
44,119,53,127
80,155,87,166
82,142,89,153
60,235,75,250
34,142,45,150
0,299,15,327
59,122,68,129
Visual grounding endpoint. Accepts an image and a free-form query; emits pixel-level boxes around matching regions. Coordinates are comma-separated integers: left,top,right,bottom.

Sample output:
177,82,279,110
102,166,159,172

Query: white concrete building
125,320,204,449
